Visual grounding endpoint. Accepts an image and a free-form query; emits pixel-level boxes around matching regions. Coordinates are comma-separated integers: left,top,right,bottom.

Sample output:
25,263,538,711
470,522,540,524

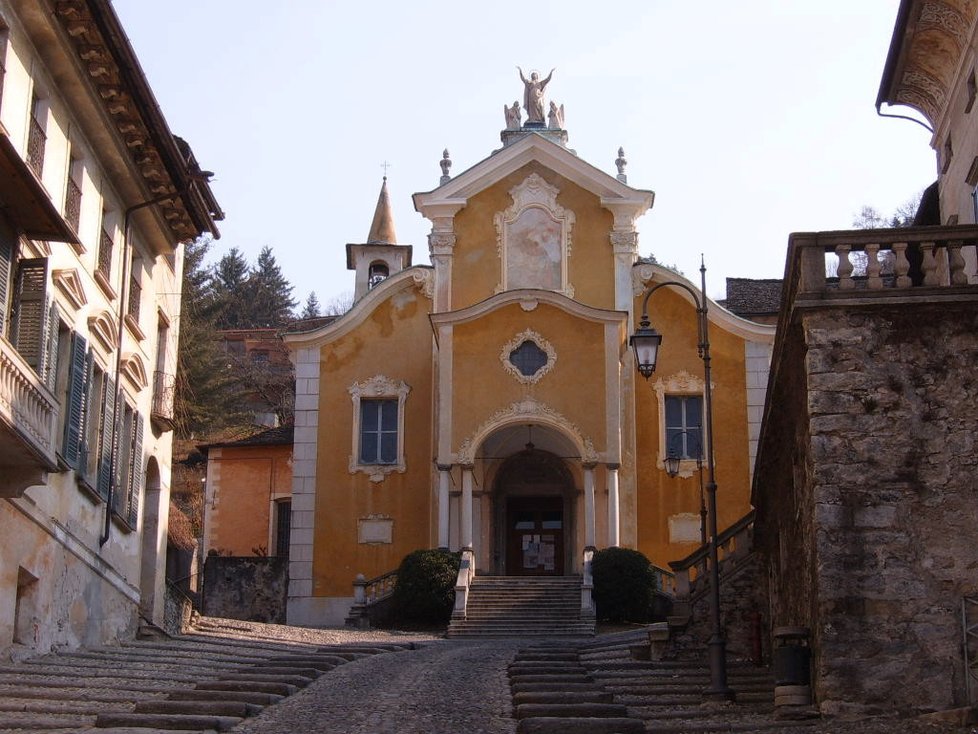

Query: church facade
285,96,774,625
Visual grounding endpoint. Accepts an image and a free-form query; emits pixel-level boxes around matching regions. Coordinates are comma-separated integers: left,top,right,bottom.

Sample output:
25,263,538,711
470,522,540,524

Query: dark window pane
685,396,703,427
380,400,397,430
509,340,548,377
360,433,378,463
361,399,378,427
379,432,397,463
665,395,683,426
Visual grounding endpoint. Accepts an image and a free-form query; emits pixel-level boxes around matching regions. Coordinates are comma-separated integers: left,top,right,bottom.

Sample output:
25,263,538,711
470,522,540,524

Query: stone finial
440,149,452,185
367,176,397,244
615,147,627,183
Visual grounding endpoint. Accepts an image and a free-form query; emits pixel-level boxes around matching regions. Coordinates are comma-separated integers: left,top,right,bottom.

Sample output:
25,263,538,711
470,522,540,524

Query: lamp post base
703,635,736,702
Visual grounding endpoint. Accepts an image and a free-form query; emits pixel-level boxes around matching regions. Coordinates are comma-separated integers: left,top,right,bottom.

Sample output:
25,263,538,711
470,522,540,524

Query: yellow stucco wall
632,287,752,568
451,162,616,311
312,287,434,596
450,302,613,452
207,444,293,556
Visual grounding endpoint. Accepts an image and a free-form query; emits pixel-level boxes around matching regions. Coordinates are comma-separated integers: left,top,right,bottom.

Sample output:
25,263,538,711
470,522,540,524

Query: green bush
390,549,460,626
591,546,657,623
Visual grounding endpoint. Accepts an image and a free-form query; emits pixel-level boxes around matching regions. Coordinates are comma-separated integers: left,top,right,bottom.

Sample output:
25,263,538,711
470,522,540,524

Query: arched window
367,262,389,289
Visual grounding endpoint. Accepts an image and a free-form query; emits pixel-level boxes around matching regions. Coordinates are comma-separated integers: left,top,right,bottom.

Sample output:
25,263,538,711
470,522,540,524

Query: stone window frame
493,172,575,297
651,370,711,479
500,329,557,385
348,374,410,482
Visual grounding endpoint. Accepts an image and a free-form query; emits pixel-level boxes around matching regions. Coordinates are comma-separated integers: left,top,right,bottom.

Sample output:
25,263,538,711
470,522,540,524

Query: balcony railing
65,177,81,233
127,277,141,321
789,225,978,302
97,228,113,280
151,370,175,432
26,115,45,176
0,336,58,495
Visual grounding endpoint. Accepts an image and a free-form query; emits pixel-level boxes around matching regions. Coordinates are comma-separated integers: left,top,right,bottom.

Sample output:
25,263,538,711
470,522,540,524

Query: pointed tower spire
367,176,398,245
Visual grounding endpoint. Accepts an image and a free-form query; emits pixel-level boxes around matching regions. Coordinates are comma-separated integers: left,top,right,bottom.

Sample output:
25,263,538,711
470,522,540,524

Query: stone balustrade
346,568,399,627
0,336,58,495
581,547,595,617
668,510,755,607
451,549,475,620
791,225,978,299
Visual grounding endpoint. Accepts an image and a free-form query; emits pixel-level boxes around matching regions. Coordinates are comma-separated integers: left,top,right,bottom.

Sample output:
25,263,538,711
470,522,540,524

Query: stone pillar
428,218,456,312
606,463,620,547
461,465,474,550
583,462,597,549
437,464,452,549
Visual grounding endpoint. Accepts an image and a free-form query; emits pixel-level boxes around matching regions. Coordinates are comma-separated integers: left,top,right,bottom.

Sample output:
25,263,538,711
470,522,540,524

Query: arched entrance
139,458,163,621
491,440,576,576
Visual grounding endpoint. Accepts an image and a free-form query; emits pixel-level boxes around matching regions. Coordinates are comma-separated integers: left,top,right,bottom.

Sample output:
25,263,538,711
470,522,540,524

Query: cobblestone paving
232,639,519,734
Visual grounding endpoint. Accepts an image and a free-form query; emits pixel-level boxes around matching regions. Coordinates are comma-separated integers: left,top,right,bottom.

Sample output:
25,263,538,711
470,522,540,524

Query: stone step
195,680,298,696
515,702,630,719
95,711,242,731
514,691,614,705
133,700,261,718
0,712,92,729
516,716,645,733
167,689,283,706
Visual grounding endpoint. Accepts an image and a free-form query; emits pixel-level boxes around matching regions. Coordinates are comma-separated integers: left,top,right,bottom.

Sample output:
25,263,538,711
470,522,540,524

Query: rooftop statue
518,67,554,125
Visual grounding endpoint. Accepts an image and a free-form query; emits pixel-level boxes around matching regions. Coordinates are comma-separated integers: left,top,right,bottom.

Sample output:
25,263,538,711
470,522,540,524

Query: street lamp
664,433,707,548
629,257,734,702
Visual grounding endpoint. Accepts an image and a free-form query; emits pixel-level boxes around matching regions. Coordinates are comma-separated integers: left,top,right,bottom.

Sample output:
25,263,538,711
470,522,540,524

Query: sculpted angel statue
518,67,554,124
504,100,522,130
548,101,564,130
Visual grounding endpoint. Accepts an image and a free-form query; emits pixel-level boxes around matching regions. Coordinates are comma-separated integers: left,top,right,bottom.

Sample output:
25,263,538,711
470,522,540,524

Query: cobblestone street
232,639,518,734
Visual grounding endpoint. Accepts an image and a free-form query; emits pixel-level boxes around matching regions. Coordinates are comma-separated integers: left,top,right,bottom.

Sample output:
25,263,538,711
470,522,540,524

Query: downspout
100,192,178,547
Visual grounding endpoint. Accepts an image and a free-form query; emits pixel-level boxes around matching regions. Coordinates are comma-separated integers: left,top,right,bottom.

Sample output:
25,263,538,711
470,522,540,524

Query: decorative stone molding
348,375,411,482
500,329,557,385
409,269,434,300
88,310,118,352
610,230,638,252
632,262,657,296
53,269,87,310
120,352,148,390
357,515,394,544
519,298,538,312
494,173,575,297
456,397,598,465
651,370,712,478
428,232,456,254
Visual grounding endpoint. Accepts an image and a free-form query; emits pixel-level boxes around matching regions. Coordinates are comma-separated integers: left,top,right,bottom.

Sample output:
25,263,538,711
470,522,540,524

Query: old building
284,92,775,627
753,0,978,715
0,0,221,656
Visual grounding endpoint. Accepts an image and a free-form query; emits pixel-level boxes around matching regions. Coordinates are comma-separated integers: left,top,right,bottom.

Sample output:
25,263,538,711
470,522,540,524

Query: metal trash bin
773,626,812,707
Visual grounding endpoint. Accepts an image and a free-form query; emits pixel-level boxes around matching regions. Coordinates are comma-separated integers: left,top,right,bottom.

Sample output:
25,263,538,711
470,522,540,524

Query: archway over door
139,458,163,622
490,439,576,576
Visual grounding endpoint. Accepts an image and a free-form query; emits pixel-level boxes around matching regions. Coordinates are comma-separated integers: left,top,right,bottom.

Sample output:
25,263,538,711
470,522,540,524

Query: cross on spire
380,160,391,179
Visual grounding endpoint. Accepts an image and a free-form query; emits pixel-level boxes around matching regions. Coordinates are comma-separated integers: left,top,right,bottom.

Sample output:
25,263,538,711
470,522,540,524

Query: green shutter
12,258,48,371
61,333,88,469
0,235,11,336
78,351,95,479
97,376,116,501
127,413,144,528
44,301,59,390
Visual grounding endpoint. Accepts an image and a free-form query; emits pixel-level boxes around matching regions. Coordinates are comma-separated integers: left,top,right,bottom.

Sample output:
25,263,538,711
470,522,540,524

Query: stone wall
755,300,978,715
202,557,288,624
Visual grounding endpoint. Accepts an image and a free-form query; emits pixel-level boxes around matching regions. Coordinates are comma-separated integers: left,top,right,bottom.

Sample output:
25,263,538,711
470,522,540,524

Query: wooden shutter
0,235,11,336
12,258,48,371
127,413,144,528
61,332,88,469
44,301,59,390
97,376,116,501
78,350,95,478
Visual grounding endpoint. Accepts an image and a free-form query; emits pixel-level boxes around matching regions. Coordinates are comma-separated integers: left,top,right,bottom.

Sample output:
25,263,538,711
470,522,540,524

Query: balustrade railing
791,225,978,299
127,277,141,321
26,115,45,176
346,568,399,628
581,547,595,617
97,228,113,280
668,510,755,607
0,337,58,488
451,548,475,620
65,177,81,233
151,370,175,430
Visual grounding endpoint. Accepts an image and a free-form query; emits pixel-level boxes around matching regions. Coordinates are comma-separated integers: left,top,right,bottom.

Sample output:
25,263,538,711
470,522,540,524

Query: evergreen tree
209,247,250,329
301,291,322,319
174,237,247,438
247,246,297,327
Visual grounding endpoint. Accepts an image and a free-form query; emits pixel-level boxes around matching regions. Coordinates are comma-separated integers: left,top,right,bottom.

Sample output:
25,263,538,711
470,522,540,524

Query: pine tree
174,236,247,438
301,291,321,319
209,247,250,329
247,246,297,327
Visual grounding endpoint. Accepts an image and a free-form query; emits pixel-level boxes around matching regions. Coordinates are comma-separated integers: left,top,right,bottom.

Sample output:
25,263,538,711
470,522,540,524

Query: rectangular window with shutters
59,330,86,469
275,500,291,558
359,398,398,465
81,360,105,488
11,257,48,374
111,401,143,530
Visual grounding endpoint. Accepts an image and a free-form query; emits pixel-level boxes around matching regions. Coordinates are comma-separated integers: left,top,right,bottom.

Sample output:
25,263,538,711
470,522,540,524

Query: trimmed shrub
389,549,460,626
591,546,657,623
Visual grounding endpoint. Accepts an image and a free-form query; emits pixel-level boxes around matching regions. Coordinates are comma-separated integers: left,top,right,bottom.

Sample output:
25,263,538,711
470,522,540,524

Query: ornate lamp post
629,258,734,702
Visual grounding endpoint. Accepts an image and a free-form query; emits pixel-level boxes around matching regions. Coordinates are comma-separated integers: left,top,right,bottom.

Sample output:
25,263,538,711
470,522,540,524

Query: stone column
437,464,452,549
606,463,620,547
428,218,456,312
583,462,597,549
461,465,474,550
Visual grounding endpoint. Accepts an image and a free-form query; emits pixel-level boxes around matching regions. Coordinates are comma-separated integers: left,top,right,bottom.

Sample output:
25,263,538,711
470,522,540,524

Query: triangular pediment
413,133,653,224
53,268,88,310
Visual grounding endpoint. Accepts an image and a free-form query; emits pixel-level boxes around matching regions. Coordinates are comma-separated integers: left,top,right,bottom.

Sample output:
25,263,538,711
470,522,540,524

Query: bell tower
346,176,412,300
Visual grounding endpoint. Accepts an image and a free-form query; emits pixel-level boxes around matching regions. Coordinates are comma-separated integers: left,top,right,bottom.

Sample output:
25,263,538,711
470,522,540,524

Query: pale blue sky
112,0,935,305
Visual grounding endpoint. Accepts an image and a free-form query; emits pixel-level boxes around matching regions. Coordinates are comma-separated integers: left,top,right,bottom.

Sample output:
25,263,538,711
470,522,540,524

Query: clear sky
112,0,936,304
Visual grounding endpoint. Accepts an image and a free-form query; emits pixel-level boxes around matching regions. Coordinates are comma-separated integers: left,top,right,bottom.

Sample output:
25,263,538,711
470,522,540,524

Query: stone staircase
0,617,425,733
575,629,819,733
447,575,595,638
